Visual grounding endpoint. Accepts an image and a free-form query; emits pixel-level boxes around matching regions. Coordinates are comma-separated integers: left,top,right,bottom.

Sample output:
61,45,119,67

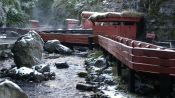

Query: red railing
39,33,90,45
98,35,175,74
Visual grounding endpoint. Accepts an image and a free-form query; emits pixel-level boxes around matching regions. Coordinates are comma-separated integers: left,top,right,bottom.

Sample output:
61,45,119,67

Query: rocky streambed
0,48,168,98
0,31,168,98
0,52,92,98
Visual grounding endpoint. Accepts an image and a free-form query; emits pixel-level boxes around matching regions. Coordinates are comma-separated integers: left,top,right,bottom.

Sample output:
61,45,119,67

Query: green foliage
20,0,38,16
139,0,166,17
49,0,104,27
0,0,37,27
6,8,27,27
87,50,103,59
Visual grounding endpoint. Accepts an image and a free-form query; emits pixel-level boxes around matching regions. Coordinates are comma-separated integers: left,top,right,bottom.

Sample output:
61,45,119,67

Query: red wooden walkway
1,27,175,97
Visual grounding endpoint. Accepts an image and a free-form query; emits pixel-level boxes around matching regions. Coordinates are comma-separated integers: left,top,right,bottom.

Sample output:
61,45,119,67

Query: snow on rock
4,64,55,82
44,40,61,53
11,30,44,68
17,67,34,76
33,63,50,73
0,79,28,98
102,86,126,98
94,56,106,68
44,39,72,54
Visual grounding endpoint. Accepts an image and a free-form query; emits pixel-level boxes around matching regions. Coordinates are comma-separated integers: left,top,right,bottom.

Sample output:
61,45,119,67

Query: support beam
88,36,93,50
159,74,172,98
128,69,135,93
117,60,122,76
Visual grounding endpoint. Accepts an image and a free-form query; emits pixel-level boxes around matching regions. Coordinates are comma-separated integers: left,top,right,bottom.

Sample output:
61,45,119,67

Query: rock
91,91,110,98
6,31,20,37
135,81,154,95
44,53,60,59
11,30,44,68
44,40,60,53
29,71,45,82
55,62,69,69
56,44,72,54
96,74,115,85
7,67,18,77
76,82,96,91
92,75,105,82
74,52,88,57
0,79,28,98
33,64,50,73
77,47,87,52
5,67,54,82
94,57,106,68
77,72,88,78
44,40,72,54
84,58,95,66
104,79,115,85
43,72,56,80
0,68,9,77
17,67,34,76
0,51,13,59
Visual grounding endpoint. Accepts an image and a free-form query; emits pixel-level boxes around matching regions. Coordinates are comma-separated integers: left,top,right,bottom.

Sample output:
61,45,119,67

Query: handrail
98,35,175,74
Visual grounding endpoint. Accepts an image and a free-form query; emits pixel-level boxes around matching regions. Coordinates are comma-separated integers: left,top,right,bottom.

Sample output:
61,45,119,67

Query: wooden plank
98,35,132,53
39,33,89,44
132,63,175,74
98,35,133,68
132,48,175,59
132,56,175,67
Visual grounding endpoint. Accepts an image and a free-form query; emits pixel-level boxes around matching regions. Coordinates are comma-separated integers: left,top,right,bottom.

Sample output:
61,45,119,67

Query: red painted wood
39,33,89,44
93,25,137,39
98,35,175,74
132,56,175,67
132,63,175,74
132,48,175,59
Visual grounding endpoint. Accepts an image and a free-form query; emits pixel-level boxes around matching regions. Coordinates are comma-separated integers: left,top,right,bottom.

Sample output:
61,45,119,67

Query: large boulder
44,40,72,54
0,79,28,98
11,31,44,68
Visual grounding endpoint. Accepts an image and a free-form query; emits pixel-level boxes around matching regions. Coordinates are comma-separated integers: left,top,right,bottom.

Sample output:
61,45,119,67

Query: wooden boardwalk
1,27,175,97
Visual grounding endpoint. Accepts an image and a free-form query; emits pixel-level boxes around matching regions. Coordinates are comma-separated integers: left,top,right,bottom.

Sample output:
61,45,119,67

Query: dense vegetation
0,0,168,27
0,0,37,27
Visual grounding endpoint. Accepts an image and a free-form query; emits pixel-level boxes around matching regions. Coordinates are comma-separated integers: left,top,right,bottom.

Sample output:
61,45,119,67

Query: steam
31,0,65,30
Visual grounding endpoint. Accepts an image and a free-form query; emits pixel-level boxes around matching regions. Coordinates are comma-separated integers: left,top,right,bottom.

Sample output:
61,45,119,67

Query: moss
87,50,103,59
89,10,143,22
148,0,166,17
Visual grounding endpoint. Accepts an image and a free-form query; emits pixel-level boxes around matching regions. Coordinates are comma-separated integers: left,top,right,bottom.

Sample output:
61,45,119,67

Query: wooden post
102,48,108,56
88,36,93,50
159,74,172,98
128,69,135,93
117,60,122,76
